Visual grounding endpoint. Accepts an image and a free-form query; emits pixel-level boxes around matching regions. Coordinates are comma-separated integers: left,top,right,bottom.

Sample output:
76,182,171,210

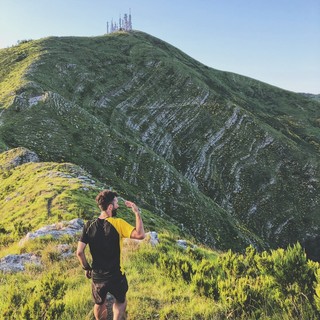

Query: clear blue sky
1,0,319,94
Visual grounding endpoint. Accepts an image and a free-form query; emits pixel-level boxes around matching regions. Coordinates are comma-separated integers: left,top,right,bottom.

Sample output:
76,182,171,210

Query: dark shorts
92,273,128,305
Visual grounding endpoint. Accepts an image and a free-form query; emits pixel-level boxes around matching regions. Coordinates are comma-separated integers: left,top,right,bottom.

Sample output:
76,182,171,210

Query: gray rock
176,239,188,249
56,244,74,258
147,231,160,246
19,218,84,245
0,253,41,273
13,150,39,166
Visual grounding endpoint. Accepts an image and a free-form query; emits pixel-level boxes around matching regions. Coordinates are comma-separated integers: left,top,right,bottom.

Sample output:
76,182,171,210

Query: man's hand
85,269,92,279
125,200,145,240
125,200,139,213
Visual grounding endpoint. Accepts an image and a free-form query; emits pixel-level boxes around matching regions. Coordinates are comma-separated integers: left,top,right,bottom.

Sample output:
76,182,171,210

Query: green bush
314,268,320,312
156,243,320,319
158,252,195,283
192,259,220,299
22,272,66,320
1,272,66,320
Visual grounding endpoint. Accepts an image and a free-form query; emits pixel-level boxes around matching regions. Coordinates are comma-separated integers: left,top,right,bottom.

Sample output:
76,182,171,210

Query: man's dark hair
96,190,118,211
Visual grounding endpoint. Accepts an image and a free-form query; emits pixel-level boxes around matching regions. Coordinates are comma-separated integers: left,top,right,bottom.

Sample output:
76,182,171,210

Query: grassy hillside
0,147,181,248
1,230,320,319
0,31,319,256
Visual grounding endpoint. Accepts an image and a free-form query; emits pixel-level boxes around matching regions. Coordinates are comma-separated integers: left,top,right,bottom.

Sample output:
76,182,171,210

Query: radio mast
106,10,133,34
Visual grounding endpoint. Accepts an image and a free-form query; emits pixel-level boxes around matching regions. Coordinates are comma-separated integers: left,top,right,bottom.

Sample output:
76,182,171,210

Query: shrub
14,221,31,237
314,268,320,312
22,272,66,320
158,252,195,283
1,286,24,319
192,259,220,300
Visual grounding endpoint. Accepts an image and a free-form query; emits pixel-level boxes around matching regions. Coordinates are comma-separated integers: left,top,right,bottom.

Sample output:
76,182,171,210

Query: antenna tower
106,9,133,34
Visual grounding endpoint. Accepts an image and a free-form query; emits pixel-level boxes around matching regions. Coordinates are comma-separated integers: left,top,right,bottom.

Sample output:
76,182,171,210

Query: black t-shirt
79,218,121,276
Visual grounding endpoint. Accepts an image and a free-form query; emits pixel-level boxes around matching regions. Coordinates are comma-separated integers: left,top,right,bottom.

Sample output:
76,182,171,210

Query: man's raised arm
125,201,145,239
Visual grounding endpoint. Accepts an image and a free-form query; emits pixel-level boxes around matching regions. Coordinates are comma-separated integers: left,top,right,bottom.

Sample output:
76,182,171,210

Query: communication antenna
106,10,133,34
124,14,128,30
129,8,132,30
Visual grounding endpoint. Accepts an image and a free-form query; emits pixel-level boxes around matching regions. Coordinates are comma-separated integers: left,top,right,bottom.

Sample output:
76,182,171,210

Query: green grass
0,40,44,106
1,233,319,320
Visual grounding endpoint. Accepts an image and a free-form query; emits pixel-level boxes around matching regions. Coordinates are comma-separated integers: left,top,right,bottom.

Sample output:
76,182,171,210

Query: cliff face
0,31,319,255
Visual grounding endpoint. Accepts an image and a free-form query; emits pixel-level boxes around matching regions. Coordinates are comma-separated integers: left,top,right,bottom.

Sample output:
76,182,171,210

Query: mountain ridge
0,30,319,257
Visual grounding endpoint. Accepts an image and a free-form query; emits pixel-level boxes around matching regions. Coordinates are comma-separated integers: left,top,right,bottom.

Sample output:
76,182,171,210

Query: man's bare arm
76,241,92,279
125,201,145,239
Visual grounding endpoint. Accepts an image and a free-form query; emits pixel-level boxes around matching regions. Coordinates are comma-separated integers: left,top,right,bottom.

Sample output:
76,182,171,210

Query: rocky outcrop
56,244,74,258
1,147,39,169
1,219,83,273
19,218,84,245
0,244,74,273
146,231,160,246
0,253,41,272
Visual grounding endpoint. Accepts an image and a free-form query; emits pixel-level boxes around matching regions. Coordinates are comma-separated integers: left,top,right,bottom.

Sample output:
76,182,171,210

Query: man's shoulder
106,217,127,227
83,218,99,230
106,217,134,237
106,217,125,222
85,218,97,225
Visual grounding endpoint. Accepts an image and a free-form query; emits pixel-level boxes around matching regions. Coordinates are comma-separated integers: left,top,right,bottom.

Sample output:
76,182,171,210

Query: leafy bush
1,272,66,320
192,259,220,300
155,242,320,319
158,252,195,283
22,272,66,320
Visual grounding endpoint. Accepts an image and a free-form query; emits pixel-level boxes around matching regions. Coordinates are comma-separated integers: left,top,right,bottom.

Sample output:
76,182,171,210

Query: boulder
9,148,39,167
0,253,41,273
123,231,159,247
19,218,84,245
147,231,160,246
56,244,74,258
176,239,188,249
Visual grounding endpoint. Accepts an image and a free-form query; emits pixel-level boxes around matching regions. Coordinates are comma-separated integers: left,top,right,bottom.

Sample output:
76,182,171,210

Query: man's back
81,218,121,276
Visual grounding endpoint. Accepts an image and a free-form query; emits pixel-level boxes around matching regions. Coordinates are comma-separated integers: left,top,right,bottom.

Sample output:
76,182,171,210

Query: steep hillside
0,31,319,256
0,147,181,244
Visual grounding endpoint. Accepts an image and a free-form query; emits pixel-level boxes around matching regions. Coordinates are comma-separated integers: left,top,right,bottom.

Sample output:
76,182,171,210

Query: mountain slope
0,31,319,256
0,147,181,242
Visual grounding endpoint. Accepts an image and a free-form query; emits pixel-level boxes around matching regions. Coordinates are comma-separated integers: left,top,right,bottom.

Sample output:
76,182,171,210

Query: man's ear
107,203,113,211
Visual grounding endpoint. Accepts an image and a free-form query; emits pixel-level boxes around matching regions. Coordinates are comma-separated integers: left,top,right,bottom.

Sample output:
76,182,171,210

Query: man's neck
98,210,112,219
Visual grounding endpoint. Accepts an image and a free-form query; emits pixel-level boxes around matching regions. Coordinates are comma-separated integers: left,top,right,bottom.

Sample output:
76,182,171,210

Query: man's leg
94,302,107,320
113,299,127,320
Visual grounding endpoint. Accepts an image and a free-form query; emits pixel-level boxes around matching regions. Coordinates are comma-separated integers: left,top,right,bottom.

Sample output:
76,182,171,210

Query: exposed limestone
28,94,45,106
0,253,41,273
0,244,74,273
19,218,84,245
147,231,160,246
2,147,39,169
176,239,197,250
12,148,39,166
56,244,74,258
176,239,188,249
